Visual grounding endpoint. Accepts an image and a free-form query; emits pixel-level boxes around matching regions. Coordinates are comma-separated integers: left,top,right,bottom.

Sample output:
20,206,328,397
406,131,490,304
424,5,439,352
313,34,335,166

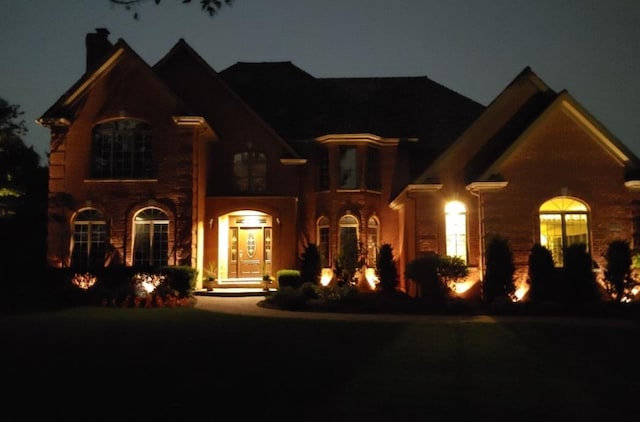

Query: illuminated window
445,201,467,263
365,147,381,191
72,208,106,268
233,151,267,192
339,146,357,189
539,197,588,266
92,119,152,179
367,216,380,266
133,207,168,268
317,216,330,267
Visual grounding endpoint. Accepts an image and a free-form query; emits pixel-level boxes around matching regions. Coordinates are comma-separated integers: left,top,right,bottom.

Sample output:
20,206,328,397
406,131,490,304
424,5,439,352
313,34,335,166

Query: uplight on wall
320,268,333,286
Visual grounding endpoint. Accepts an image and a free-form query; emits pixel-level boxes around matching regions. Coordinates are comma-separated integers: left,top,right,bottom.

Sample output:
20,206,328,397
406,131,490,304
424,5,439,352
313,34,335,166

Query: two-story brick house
38,29,640,295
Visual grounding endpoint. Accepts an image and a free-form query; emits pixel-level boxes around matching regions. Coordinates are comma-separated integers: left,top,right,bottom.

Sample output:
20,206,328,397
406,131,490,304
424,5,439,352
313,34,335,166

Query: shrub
159,265,197,297
376,243,399,293
483,235,515,303
312,283,359,308
277,269,302,289
405,252,449,306
300,242,322,285
603,239,632,302
527,243,556,302
562,243,600,304
263,285,309,310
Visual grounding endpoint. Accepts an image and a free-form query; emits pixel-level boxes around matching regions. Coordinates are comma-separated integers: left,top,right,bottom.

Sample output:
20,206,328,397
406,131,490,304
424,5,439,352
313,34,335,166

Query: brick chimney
85,28,112,71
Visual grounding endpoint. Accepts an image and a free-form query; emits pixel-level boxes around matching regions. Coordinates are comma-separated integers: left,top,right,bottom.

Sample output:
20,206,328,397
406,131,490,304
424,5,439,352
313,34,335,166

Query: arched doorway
217,210,272,281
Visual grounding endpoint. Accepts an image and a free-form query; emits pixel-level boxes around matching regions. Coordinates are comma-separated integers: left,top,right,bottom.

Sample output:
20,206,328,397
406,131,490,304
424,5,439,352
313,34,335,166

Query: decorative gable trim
624,180,640,191
316,133,400,146
280,158,307,165
389,183,443,210
466,181,508,193
64,47,126,107
559,94,630,164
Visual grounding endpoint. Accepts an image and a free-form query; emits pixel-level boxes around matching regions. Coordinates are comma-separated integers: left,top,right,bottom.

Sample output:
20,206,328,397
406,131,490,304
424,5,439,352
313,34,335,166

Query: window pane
367,217,379,266
318,148,329,191
134,208,168,268
366,147,381,191
72,209,106,268
92,119,152,179
445,201,467,263
234,151,267,192
339,146,357,189
539,197,589,267
318,217,330,267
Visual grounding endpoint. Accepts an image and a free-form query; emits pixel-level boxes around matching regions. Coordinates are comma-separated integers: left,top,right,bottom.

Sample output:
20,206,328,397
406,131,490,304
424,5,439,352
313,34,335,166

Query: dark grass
2,304,639,421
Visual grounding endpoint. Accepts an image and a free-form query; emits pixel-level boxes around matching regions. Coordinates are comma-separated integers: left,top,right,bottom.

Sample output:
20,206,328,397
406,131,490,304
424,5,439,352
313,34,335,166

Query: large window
72,208,106,268
317,216,330,267
92,119,153,179
133,207,168,268
339,146,357,189
445,201,467,263
539,197,589,266
233,151,267,192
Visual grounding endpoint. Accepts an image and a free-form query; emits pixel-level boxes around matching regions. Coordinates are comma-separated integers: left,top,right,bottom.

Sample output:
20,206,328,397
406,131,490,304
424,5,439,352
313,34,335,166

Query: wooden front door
237,227,263,278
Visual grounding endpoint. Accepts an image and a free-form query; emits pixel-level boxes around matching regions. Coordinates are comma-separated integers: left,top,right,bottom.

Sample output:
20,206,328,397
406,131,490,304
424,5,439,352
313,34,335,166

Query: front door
238,227,263,278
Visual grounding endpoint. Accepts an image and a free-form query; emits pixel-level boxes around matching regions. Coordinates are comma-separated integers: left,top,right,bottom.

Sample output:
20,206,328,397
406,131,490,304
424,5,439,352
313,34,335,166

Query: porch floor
194,288,275,297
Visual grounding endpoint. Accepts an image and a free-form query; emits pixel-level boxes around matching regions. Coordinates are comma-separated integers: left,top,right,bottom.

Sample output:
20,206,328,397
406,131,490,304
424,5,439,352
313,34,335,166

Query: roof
415,67,558,185
219,62,485,150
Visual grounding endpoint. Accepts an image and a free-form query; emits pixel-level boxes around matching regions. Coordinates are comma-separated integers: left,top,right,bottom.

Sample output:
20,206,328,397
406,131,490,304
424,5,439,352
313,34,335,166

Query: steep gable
477,91,640,182
38,38,190,128
153,40,300,159
414,67,557,186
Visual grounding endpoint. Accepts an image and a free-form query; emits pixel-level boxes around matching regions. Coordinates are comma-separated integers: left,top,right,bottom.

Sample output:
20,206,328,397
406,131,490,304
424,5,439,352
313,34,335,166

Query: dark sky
2,0,640,162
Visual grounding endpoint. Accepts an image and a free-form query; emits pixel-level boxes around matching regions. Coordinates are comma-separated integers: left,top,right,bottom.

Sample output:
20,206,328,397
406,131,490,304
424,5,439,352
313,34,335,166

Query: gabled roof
413,66,640,191
153,40,301,158
414,67,557,185
38,38,191,126
476,91,640,181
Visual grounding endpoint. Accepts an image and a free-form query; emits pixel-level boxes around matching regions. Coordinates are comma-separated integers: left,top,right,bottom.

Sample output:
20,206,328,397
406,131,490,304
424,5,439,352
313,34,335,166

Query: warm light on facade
445,201,467,263
321,268,333,286
365,267,378,289
453,279,477,294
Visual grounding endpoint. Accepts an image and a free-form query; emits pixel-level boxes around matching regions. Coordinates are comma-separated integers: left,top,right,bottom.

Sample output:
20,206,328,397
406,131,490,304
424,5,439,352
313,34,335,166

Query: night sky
2,0,640,163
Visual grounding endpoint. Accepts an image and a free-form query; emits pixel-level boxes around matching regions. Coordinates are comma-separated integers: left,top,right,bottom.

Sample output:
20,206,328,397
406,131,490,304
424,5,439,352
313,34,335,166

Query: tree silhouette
109,0,233,19
0,98,48,278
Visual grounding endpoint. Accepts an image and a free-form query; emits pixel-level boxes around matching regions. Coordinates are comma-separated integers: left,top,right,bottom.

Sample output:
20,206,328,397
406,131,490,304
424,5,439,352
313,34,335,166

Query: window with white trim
539,197,589,266
72,208,106,268
445,201,467,263
133,207,168,268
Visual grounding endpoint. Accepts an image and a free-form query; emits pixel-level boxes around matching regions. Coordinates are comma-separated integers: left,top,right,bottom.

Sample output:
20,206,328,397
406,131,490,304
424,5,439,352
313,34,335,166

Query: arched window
72,208,106,269
539,197,589,266
92,119,152,179
133,207,169,268
317,216,330,267
367,215,380,266
445,201,467,263
338,214,359,264
233,151,267,192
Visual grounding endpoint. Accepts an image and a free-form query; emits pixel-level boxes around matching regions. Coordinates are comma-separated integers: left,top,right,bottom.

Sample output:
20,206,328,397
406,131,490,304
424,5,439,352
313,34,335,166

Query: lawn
2,304,638,421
